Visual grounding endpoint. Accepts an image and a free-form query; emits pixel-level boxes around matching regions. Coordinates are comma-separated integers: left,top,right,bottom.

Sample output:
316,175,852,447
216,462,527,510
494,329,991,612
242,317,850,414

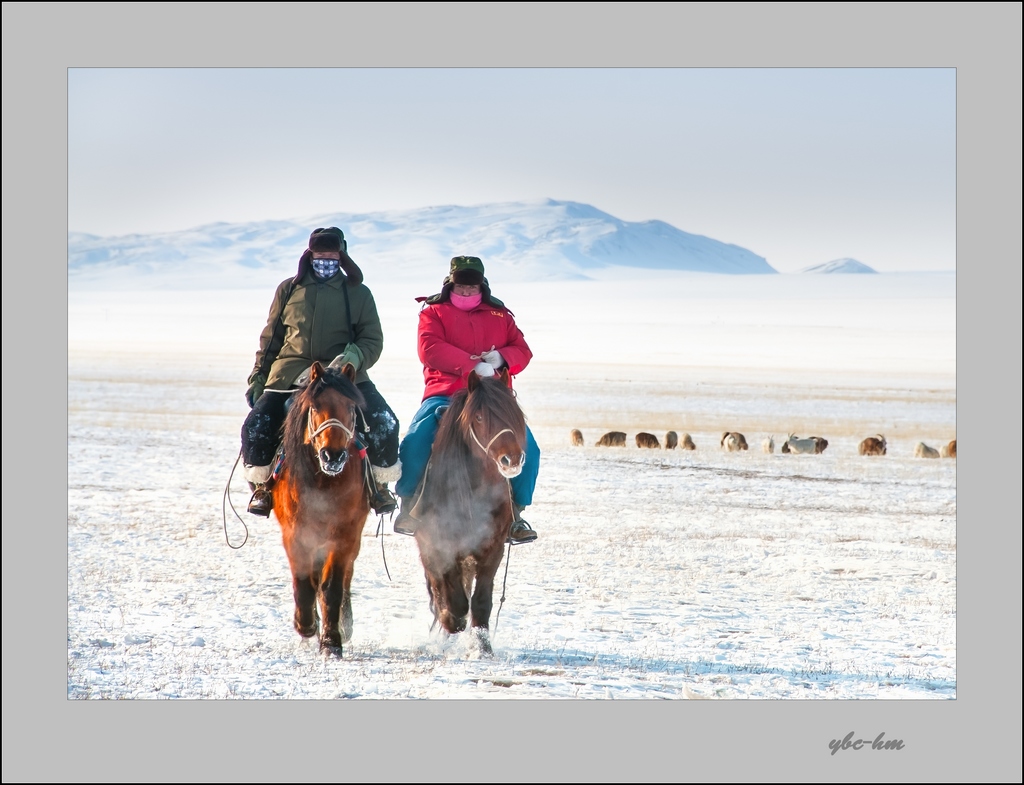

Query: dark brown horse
410,368,527,656
272,361,370,653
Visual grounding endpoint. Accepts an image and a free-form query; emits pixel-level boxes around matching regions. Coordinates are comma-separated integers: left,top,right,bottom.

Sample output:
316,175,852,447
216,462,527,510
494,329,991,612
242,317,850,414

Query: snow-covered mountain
67,199,775,290
800,257,878,274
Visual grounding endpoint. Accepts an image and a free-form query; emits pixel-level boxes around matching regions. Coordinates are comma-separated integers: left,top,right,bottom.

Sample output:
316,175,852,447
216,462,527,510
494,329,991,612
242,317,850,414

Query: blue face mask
312,257,340,279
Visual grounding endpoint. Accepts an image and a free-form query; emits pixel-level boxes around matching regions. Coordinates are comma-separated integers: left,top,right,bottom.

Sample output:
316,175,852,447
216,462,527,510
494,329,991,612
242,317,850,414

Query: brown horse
272,361,370,654
410,368,526,656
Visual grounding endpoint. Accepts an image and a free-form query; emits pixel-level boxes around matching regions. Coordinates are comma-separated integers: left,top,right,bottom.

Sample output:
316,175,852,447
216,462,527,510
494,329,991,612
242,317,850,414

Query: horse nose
500,453,526,468
319,447,348,471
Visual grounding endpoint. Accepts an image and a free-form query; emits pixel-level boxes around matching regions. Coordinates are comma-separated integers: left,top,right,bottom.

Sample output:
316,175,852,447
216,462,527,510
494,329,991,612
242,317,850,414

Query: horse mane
463,376,525,439
419,378,525,523
281,368,366,483
421,389,474,520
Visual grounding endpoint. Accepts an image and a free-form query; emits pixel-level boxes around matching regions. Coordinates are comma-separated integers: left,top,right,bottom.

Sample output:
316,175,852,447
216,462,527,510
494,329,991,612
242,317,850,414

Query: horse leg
423,568,443,632
469,548,505,656
318,551,345,652
292,573,318,638
440,565,469,634
340,551,358,644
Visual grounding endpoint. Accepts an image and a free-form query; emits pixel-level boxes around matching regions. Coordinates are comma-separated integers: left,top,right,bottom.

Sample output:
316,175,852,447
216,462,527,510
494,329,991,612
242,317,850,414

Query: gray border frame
5,2,1020,781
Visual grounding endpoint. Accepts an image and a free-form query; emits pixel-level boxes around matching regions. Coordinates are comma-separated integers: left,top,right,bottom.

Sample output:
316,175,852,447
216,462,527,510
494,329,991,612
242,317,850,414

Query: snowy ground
67,272,956,699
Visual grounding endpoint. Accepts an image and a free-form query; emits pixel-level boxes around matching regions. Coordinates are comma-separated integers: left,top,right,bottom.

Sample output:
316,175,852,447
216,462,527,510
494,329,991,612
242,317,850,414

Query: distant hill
68,199,776,290
800,258,878,274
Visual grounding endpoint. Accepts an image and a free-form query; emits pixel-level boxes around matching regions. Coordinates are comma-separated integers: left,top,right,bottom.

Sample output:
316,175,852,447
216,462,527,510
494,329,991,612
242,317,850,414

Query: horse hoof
294,618,318,638
320,632,343,653
440,613,467,635
473,628,494,657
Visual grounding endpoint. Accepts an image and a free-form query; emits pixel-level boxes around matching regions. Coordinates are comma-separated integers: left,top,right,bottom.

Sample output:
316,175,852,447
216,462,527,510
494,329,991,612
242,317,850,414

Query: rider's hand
481,348,505,369
328,343,364,374
245,373,267,408
473,361,496,378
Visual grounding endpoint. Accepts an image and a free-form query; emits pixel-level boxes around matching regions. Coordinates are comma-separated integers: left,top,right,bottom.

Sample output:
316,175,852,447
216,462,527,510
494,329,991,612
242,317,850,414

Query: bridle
307,405,355,443
468,418,526,479
469,424,516,456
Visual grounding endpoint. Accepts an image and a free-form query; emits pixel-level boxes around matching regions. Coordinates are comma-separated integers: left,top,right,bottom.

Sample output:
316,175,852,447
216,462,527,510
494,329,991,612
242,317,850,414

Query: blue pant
396,395,540,507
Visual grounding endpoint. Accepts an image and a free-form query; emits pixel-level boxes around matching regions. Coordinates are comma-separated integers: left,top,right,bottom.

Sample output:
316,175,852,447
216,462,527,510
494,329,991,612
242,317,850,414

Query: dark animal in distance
809,436,829,454
665,431,679,450
941,439,956,458
636,432,660,448
570,428,584,447
596,431,627,447
721,432,749,452
859,435,887,456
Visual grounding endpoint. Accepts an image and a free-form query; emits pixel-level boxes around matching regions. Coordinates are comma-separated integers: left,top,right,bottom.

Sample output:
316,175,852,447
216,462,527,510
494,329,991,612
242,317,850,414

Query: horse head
465,368,526,479
303,361,362,477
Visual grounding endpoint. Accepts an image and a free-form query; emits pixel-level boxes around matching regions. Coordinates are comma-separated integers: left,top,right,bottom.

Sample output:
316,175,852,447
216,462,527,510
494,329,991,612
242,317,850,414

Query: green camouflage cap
448,255,485,285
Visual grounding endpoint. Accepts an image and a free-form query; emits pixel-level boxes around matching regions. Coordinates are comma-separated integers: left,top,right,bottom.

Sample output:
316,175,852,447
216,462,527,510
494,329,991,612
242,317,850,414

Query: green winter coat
249,270,384,390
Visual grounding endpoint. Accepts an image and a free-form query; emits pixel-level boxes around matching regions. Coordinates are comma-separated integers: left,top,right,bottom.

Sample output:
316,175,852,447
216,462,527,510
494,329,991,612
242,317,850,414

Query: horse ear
310,361,325,383
340,362,357,383
468,370,480,392
499,367,512,388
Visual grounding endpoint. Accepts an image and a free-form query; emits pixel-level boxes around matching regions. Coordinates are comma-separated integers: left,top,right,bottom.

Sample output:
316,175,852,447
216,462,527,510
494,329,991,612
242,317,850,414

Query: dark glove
245,373,267,408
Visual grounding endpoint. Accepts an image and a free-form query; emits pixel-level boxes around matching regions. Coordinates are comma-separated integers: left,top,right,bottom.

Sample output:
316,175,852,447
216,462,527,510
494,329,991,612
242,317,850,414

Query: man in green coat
241,227,400,517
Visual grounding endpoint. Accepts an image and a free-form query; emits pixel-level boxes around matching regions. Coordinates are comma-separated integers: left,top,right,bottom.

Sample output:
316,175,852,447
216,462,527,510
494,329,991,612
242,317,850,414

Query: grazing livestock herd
720,432,749,452
570,429,955,458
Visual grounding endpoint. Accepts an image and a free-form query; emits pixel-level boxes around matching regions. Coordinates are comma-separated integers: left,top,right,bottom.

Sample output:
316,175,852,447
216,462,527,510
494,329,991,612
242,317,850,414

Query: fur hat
309,226,347,254
294,227,363,286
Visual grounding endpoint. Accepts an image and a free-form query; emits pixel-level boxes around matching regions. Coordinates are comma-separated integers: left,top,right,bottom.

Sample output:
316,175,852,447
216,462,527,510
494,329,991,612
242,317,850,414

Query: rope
374,515,392,582
492,480,516,633
221,450,250,549
363,453,392,582
493,541,512,633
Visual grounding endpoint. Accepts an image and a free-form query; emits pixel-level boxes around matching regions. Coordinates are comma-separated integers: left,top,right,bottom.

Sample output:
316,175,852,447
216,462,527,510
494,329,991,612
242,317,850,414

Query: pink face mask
450,292,483,311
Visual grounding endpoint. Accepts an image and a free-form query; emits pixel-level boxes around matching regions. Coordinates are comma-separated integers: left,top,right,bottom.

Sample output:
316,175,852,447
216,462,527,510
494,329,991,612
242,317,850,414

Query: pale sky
69,68,955,272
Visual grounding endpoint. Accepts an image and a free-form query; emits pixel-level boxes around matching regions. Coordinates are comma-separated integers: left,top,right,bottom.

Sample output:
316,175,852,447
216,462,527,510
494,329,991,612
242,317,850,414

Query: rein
221,450,250,550
492,480,516,633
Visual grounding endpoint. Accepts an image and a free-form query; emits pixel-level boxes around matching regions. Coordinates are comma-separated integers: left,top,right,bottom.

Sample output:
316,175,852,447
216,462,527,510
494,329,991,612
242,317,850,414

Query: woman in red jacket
393,255,540,544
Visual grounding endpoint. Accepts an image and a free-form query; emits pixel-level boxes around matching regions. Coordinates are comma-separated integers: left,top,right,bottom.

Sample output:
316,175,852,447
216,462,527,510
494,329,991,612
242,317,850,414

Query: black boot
369,482,399,516
247,485,273,517
507,505,538,544
393,497,419,536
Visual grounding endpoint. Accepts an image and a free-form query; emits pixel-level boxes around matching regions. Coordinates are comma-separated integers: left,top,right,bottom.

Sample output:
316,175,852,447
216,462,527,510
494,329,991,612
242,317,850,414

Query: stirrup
393,498,419,536
369,485,399,516
247,486,273,517
507,517,537,545
393,510,419,536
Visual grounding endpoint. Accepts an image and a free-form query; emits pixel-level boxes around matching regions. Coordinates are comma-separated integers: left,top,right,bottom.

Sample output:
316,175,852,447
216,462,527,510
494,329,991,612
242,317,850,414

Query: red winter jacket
416,299,533,400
